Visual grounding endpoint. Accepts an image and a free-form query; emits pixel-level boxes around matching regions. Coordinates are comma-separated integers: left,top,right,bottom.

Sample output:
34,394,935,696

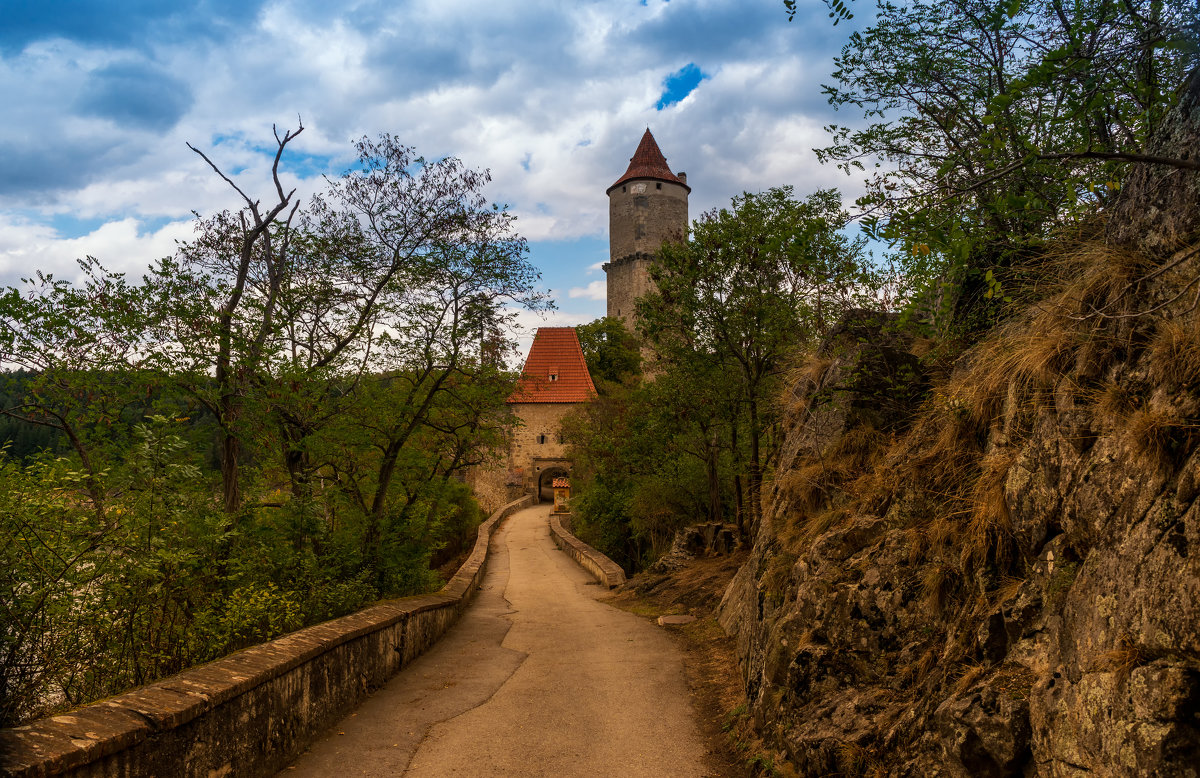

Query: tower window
622,185,627,193
656,182,662,190
549,373,558,381
537,434,547,444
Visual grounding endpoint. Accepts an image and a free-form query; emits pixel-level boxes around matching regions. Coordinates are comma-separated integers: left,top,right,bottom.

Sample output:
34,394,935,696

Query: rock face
719,73,1200,777
650,522,741,573
1107,69,1200,255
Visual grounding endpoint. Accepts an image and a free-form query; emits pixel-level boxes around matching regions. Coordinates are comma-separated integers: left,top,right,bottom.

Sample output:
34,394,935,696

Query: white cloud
0,0,867,293
0,217,192,284
505,302,600,366
568,280,607,301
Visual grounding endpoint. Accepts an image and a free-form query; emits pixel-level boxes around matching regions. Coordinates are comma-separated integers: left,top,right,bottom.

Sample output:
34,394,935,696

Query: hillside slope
718,73,1200,776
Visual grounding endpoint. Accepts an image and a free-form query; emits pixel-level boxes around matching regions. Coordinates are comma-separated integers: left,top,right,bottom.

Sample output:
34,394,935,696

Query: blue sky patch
655,63,706,110
528,234,609,320
0,0,266,51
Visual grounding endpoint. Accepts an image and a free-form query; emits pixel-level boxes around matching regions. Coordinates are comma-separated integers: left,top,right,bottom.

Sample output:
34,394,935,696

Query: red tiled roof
509,327,598,403
606,129,691,194
552,477,570,489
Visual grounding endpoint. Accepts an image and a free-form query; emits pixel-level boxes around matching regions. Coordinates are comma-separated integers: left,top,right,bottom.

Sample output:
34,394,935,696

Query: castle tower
604,129,690,329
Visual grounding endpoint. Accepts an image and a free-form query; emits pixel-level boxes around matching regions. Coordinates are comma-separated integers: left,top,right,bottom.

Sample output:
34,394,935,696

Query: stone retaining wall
0,495,534,778
548,512,627,589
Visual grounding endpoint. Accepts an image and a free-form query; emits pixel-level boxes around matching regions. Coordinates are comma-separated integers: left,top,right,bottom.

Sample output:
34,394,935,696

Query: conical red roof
509,327,598,403
606,129,690,194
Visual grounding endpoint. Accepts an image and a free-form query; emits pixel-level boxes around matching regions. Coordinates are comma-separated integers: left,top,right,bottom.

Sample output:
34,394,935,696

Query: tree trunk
706,428,722,524
731,420,746,539
220,430,241,514
747,390,762,537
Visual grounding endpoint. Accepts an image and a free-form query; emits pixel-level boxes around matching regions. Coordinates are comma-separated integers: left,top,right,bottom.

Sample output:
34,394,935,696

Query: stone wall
466,458,521,516
607,180,688,263
604,252,660,326
549,512,627,589
0,495,534,778
605,179,688,328
510,402,575,492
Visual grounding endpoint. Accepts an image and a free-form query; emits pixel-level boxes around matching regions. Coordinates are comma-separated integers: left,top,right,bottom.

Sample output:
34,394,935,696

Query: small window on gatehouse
537,434,547,444
656,182,662,190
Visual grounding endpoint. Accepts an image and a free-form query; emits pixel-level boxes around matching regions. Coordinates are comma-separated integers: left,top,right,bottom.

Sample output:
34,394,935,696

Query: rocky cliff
718,74,1200,776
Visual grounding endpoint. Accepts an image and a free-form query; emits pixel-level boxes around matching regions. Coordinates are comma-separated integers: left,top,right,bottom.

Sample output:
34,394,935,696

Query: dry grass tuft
835,741,868,776
905,402,983,499
778,424,886,537
993,575,1026,606
842,462,895,516
1099,632,1161,683
921,562,959,613
924,512,960,556
960,451,1017,571
1092,380,1135,425
781,353,833,421
779,459,837,517
895,645,940,690
1043,241,1152,320
1126,405,1188,465
865,763,890,778
1149,318,1200,390
801,507,849,545
916,646,939,684
952,661,988,695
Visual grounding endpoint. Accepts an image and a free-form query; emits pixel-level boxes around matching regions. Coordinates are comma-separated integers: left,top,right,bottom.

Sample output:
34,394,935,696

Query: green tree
0,259,158,516
145,131,545,519
0,127,547,723
639,187,873,535
576,316,642,390
817,0,1198,322
563,378,719,568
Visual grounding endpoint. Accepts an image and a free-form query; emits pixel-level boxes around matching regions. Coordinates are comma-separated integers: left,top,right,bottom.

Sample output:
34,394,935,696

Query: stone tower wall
606,178,688,328
608,179,690,262
605,253,658,322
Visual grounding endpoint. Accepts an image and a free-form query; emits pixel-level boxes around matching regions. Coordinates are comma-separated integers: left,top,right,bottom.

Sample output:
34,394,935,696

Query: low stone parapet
0,494,534,778
548,512,627,589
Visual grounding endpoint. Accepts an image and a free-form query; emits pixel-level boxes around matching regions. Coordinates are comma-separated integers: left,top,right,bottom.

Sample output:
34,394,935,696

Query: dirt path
280,504,712,777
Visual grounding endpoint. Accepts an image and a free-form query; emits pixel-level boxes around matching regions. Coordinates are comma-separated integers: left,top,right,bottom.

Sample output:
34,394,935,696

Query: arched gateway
538,467,569,503
506,328,596,500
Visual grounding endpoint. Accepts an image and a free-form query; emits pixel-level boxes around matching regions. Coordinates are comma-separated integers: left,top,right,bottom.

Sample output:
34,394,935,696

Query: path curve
281,504,711,777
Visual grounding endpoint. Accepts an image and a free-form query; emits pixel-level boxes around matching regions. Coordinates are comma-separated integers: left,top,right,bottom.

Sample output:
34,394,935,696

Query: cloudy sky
0,0,867,332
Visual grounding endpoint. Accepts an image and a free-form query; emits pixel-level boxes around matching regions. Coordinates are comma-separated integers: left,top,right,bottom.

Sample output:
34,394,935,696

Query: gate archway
538,467,569,503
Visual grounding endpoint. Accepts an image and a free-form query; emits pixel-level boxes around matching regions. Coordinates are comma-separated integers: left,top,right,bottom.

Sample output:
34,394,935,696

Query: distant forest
1,371,63,458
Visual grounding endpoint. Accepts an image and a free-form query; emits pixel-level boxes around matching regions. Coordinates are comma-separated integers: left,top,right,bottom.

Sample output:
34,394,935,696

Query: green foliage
819,0,1197,329
570,476,639,568
0,131,540,725
576,316,642,390
567,187,879,567
193,584,303,658
784,0,855,25
640,186,877,532
565,379,722,570
0,371,64,457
